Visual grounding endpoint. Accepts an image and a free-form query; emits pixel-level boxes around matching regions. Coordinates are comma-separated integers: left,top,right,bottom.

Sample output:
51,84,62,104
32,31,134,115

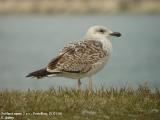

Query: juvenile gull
26,25,121,89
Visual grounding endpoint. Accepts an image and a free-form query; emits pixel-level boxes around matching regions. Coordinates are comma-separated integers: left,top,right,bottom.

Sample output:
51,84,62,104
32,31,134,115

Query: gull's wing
46,40,107,73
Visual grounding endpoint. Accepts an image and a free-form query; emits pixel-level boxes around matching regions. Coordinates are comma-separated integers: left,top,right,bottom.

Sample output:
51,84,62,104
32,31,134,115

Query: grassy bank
0,0,160,14
0,86,160,120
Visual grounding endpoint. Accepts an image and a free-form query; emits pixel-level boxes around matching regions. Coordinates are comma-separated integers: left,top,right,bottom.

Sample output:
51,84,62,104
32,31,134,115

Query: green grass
0,86,160,120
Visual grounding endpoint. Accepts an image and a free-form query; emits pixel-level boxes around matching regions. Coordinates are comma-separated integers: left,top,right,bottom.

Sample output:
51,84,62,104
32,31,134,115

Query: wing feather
47,40,107,73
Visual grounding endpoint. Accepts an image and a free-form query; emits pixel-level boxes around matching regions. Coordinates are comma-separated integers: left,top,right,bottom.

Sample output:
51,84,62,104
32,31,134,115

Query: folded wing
47,40,107,74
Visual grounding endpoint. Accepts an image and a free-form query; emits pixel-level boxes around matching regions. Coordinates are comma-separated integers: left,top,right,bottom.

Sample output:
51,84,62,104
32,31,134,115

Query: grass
0,85,160,120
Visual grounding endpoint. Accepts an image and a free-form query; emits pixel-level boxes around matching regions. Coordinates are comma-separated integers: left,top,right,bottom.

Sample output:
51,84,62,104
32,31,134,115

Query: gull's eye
97,29,105,33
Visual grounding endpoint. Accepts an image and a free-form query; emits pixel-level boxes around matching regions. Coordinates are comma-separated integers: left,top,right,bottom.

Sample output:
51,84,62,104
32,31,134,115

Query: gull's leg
77,79,81,90
88,77,93,91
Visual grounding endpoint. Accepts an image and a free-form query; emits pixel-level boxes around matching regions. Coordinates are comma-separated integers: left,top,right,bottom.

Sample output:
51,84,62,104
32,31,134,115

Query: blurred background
0,0,160,90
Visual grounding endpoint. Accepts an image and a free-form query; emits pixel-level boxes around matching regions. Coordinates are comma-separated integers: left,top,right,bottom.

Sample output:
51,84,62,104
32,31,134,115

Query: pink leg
88,77,92,91
77,79,81,89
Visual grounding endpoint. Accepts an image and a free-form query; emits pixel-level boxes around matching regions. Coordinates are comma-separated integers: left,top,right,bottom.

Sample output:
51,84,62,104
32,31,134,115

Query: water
0,14,160,90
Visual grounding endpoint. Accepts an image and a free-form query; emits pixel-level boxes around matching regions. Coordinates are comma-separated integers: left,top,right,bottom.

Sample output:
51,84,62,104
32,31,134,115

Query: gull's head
86,25,121,39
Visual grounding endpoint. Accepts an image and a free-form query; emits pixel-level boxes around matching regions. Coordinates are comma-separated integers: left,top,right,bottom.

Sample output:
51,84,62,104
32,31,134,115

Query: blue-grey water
0,14,160,90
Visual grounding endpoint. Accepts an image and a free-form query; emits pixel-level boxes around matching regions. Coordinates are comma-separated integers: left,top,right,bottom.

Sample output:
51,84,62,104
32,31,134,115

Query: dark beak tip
117,33,122,37
111,32,122,37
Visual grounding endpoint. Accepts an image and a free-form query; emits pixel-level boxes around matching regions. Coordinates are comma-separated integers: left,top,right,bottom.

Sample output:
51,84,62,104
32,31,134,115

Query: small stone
149,109,159,113
81,110,96,115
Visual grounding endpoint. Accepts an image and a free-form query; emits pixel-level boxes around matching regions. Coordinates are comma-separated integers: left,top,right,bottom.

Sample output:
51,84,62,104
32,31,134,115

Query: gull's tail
26,68,52,79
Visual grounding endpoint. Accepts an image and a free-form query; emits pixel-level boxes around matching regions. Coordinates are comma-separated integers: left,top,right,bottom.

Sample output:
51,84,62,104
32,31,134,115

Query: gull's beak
110,32,121,37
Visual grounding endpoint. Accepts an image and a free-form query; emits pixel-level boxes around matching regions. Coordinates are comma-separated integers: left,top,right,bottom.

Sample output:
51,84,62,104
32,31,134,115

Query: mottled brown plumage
47,40,107,74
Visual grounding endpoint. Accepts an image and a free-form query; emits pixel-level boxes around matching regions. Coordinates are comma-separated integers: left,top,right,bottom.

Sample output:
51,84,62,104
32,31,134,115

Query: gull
26,25,121,90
